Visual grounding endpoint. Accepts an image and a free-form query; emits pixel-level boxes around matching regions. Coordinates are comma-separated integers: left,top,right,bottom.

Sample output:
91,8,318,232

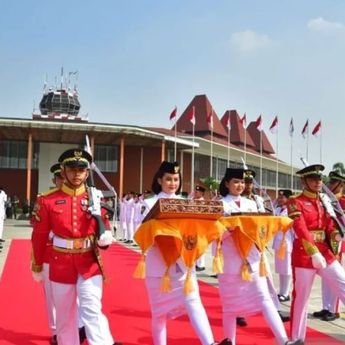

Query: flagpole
275,125,279,198
227,120,230,167
320,126,322,163
174,118,177,161
244,124,247,162
210,127,213,177
289,136,293,191
191,123,195,193
306,122,309,161
260,129,263,194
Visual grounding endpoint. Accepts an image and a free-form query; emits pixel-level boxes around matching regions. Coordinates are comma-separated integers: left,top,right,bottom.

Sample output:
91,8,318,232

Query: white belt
53,236,93,250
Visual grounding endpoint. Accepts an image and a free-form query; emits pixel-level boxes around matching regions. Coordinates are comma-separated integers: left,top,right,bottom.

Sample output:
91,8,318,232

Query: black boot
236,316,247,327
78,326,86,344
312,309,328,318
217,338,232,345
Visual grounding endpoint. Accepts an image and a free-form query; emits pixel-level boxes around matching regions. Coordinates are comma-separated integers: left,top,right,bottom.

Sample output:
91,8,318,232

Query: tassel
241,259,252,281
184,268,194,295
133,254,146,279
259,253,268,277
160,268,171,292
212,240,224,274
277,237,287,260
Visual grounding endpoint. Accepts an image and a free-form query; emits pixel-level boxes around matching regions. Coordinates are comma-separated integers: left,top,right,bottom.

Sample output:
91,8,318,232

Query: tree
201,176,219,193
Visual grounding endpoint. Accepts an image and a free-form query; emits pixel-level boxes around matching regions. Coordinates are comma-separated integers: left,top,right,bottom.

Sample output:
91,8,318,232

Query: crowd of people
28,147,345,345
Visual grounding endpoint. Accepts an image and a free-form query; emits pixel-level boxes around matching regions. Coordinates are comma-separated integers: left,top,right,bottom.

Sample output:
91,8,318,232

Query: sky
1,0,345,173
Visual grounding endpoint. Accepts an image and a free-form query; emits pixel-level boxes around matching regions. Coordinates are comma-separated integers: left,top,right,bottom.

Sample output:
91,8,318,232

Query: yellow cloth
219,215,293,279
134,218,226,271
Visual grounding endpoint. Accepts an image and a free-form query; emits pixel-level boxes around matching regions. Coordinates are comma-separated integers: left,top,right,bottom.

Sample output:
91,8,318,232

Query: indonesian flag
269,115,278,134
169,106,177,121
187,106,195,125
226,113,231,130
312,121,322,136
302,119,309,138
239,113,247,128
255,114,263,131
206,110,213,129
289,118,294,137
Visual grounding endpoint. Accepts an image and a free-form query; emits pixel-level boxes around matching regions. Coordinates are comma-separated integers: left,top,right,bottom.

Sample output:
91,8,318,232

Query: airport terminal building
0,90,300,208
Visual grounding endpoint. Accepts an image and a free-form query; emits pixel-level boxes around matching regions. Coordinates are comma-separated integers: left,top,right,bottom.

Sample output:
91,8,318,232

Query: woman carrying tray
137,161,231,345
217,168,301,345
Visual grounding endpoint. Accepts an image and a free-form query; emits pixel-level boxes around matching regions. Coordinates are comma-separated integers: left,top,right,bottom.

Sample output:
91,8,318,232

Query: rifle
84,135,117,239
300,157,345,238
241,157,274,213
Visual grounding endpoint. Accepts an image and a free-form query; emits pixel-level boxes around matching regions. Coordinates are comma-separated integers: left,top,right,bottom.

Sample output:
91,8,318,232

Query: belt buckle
73,239,84,249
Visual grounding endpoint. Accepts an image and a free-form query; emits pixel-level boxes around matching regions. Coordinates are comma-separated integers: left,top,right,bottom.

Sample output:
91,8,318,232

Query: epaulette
289,193,301,199
40,187,59,197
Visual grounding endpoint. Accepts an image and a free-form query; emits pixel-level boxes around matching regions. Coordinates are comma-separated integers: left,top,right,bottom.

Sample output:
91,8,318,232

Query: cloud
230,30,271,53
308,17,345,33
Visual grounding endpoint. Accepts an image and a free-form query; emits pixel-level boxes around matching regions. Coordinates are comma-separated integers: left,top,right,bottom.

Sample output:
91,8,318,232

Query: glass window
94,144,118,172
0,140,39,169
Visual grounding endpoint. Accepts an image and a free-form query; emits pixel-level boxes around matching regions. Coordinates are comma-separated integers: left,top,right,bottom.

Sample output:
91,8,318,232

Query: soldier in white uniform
218,168,300,345
272,189,294,302
0,187,7,252
118,195,127,241
124,191,135,244
142,161,231,345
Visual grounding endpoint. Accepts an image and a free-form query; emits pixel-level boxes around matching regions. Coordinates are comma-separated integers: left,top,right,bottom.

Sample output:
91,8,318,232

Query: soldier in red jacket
287,164,345,343
31,149,122,345
313,170,345,321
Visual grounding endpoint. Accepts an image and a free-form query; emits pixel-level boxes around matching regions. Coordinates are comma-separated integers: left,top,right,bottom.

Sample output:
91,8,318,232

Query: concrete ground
1,219,345,342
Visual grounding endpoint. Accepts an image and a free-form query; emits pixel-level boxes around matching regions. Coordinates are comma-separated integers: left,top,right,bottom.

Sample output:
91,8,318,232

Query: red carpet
0,240,342,344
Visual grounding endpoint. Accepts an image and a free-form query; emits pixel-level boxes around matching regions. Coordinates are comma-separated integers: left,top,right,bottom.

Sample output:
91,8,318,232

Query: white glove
32,271,44,282
97,230,114,246
311,252,326,269
335,234,345,242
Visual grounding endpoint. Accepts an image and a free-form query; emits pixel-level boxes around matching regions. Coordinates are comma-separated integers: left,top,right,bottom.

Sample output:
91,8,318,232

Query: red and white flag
226,113,231,130
239,113,247,128
255,114,263,131
269,116,278,134
169,106,177,121
312,121,322,136
289,118,294,137
301,119,309,138
187,106,195,125
206,110,213,130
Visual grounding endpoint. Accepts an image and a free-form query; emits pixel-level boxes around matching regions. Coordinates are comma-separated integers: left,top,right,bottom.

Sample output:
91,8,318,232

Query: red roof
246,122,275,154
220,110,255,149
172,95,227,138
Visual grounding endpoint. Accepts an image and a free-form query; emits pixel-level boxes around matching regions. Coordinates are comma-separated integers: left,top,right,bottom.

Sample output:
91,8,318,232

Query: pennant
269,116,278,134
312,121,322,136
239,113,247,128
187,106,195,125
207,110,213,130
302,120,309,139
289,118,294,137
255,114,262,131
169,106,177,121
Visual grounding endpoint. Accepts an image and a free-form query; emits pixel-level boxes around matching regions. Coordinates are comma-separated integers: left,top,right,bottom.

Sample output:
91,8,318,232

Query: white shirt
0,190,7,218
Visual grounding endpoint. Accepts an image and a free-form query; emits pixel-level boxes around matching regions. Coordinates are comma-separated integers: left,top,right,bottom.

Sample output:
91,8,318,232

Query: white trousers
291,261,345,341
321,279,338,312
126,219,134,241
51,274,114,345
152,297,214,345
43,263,57,336
0,216,4,239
